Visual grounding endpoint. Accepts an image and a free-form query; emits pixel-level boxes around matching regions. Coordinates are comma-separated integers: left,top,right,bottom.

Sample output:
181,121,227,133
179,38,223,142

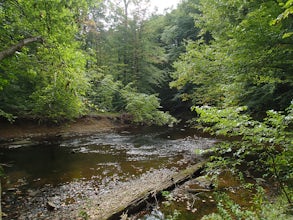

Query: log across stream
107,162,205,220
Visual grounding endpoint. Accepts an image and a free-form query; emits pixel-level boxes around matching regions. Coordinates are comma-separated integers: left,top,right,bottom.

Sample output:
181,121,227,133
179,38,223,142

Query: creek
0,126,245,219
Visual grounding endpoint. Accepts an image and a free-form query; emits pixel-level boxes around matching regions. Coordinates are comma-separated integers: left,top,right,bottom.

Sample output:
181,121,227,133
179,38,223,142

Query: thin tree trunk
0,36,43,61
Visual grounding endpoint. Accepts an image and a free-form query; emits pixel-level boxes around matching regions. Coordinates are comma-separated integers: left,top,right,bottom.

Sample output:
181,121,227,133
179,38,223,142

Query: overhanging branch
0,36,43,61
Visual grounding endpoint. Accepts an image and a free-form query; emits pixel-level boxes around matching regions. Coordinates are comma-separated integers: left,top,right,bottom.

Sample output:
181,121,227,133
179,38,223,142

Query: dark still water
0,126,216,189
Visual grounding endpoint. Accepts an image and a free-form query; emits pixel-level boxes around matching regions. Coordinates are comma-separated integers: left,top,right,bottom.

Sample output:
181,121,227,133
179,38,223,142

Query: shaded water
1,127,215,188
0,126,220,219
140,171,256,220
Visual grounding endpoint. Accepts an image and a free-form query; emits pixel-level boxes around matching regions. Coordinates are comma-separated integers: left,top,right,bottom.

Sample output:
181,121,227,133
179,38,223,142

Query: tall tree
0,0,91,121
82,0,177,125
171,0,293,114
147,0,202,112
86,0,165,96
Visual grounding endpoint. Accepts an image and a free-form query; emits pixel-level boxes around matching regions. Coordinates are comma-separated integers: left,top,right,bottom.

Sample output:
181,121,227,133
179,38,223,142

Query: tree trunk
0,36,43,61
106,162,205,220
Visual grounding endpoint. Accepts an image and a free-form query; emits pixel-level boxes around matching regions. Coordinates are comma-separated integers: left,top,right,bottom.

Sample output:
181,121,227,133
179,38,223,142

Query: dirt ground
0,115,125,141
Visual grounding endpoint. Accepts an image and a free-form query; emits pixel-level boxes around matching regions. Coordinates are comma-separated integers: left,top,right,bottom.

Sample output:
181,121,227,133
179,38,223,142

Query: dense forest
0,0,292,219
0,0,292,122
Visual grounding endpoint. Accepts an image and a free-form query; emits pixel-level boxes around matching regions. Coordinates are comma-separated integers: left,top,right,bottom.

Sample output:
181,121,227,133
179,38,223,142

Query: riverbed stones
46,201,58,211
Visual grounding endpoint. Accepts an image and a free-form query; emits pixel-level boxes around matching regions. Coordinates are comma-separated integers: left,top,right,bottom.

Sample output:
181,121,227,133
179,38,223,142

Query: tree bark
106,162,205,220
0,36,43,61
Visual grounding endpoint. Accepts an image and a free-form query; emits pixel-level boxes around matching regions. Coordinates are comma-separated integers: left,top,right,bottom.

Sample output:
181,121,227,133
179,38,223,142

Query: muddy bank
0,115,126,141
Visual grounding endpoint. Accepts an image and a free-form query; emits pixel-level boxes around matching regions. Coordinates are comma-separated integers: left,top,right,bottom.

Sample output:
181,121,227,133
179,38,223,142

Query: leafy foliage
193,103,293,202
0,109,15,123
271,0,293,39
149,0,203,112
0,0,90,121
201,191,292,220
88,73,123,112
172,1,293,213
85,0,166,94
1,0,291,127
171,0,293,114
121,86,177,126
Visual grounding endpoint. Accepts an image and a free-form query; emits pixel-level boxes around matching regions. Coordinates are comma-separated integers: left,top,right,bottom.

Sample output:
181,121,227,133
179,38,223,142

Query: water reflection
0,127,216,189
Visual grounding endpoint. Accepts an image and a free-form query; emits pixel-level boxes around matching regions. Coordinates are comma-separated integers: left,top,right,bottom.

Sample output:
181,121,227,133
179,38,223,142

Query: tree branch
0,36,43,61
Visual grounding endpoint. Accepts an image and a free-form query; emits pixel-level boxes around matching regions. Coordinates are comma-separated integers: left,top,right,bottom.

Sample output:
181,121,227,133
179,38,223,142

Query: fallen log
106,161,206,220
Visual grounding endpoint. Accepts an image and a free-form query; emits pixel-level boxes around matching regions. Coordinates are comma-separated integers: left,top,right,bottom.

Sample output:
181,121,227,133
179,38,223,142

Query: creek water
0,126,224,219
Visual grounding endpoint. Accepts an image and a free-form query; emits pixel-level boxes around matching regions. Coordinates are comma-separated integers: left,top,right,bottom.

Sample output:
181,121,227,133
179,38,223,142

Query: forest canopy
0,0,292,123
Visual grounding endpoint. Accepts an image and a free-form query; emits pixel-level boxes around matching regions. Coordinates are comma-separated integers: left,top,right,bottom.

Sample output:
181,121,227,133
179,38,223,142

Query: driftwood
0,36,43,61
106,162,205,220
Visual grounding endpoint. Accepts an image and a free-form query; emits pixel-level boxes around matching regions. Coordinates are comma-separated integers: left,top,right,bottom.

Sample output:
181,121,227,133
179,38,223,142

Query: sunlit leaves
0,0,91,121
193,104,293,190
271,0,293,39
89,74,123,111
121,87,177,126
30,45,88,120
171,0,293,113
